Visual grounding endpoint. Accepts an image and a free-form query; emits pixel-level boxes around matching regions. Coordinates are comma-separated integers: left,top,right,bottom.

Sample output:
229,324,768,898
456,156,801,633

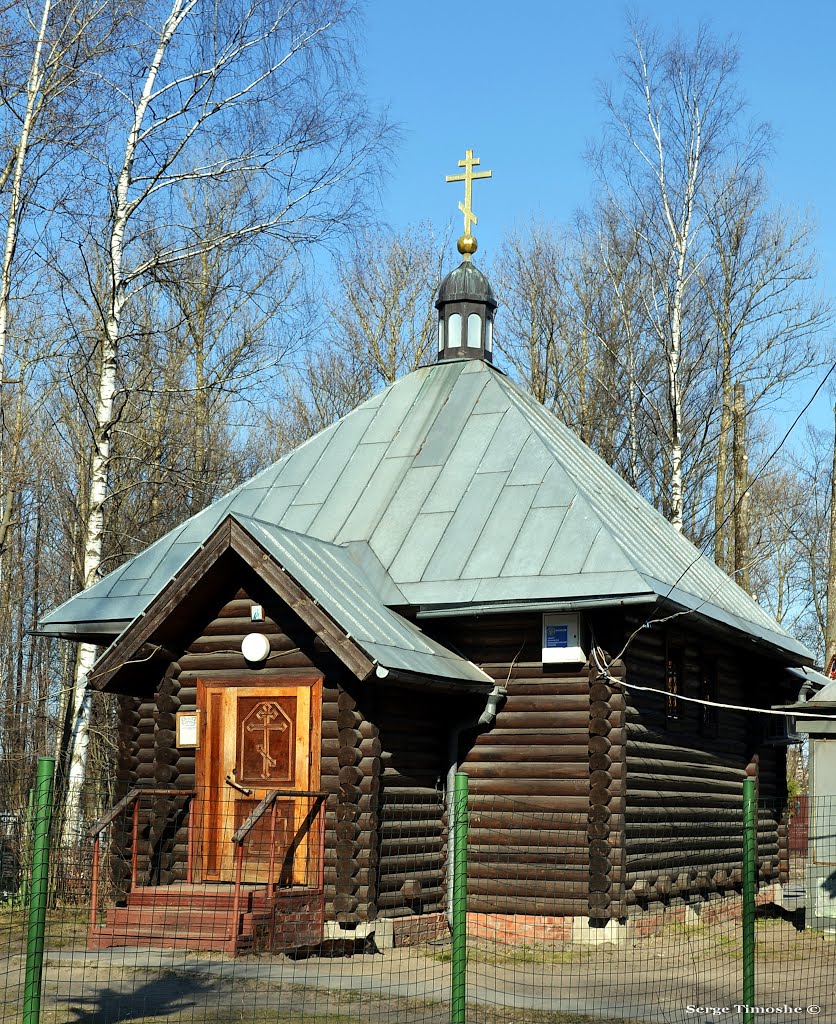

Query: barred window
665,641,683,723
699,657,719,735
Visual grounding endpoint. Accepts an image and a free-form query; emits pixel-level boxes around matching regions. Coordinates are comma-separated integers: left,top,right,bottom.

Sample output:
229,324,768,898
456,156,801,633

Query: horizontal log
381,838,444,859
502,694,590,713
468,793,590,813
378,868,444,892
380,769,439,787
627,756,747,782
186,631,293,654
628,792,751,810
467,861,587,884
628,775,750,795
494,712,590,731
468,877,585,899
481,665,590,687
376,889,445,909
468,826,589,847
588,873,613,893
473,730,589,746
589,701,613,720
378,851,445,874
463,746,591,764
466,896,592,916
469,846,589,868
464,762,588,781
469,778,588,797
379,750,444,771
379,819,444,838
178,667,319,681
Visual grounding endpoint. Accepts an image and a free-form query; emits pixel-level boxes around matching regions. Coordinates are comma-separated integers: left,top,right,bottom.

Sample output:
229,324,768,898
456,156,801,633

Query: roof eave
374,664,492,693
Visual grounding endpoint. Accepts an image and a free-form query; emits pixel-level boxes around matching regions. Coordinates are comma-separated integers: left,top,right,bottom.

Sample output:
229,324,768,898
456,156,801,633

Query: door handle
225,772,253,796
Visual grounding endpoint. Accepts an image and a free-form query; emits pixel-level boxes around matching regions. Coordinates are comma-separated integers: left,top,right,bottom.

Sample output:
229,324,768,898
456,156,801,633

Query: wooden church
41,152,813,952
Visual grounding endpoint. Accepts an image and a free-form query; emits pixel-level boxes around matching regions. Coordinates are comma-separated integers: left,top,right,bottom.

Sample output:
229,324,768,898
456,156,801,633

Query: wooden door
198,677,321,884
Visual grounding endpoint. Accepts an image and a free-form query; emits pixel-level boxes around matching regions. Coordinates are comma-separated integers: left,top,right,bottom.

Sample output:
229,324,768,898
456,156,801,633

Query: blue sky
360,1,835,282
357,1,836,433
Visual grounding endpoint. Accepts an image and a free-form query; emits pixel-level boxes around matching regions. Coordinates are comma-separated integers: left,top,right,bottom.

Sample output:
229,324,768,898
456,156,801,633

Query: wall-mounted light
241,632,270,663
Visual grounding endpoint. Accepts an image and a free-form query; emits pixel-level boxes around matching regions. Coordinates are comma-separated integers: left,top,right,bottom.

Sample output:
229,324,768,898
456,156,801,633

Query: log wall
443,614,593,917
371,684,446,918
622,616,788,906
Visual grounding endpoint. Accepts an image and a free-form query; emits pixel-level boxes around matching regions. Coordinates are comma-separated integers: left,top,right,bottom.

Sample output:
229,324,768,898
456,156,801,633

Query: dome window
467,313,481,349
448,312,462,349
485,316,493,354
438,319,444,353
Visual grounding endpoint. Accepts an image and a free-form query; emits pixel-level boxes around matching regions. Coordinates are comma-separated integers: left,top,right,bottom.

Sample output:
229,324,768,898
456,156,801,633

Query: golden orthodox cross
446,149,492,238
246,702,288,779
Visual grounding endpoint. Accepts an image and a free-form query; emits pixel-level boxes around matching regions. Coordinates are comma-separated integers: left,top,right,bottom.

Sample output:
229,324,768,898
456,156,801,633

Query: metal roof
235,516,491,684
41,358,812,663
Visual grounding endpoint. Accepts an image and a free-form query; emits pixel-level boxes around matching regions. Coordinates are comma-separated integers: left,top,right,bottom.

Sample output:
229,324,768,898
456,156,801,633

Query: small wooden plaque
176,710,201,749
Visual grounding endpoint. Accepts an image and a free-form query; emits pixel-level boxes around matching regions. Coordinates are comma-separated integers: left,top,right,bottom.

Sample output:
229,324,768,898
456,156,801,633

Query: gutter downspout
446,683,506,928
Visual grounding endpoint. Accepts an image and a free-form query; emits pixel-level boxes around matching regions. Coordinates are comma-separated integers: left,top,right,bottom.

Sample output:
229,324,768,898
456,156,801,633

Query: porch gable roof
87,514,491,692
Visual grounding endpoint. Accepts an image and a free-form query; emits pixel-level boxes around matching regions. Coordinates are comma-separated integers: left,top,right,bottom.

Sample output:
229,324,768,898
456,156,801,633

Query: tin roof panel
41,358,812,664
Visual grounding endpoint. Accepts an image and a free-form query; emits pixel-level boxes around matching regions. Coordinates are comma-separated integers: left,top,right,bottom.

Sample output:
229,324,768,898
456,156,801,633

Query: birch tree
699,164,831,571
594,20,745,531
0,0,121,560
274,223,446,446
61,0,388,836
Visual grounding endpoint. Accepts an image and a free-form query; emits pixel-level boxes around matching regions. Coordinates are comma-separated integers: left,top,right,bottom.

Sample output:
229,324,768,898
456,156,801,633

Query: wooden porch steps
88,883,325,954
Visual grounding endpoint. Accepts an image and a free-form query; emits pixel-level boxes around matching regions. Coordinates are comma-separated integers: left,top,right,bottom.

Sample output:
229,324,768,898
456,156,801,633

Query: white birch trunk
62,0,195,842
825,402,836,675
667,278,685,533
0,0,51,567
0,0,51,384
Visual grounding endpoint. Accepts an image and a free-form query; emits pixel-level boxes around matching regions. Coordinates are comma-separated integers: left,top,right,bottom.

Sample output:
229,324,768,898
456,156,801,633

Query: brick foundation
391,912,573,947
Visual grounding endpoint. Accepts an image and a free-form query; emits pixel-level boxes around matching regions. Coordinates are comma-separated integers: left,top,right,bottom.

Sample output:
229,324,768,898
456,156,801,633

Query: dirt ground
1,916,834,1024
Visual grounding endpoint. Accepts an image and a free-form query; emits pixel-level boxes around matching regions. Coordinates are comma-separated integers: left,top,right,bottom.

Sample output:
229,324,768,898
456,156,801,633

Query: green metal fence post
742,777,757,1024
451,771,468,1024
22,757,55,1024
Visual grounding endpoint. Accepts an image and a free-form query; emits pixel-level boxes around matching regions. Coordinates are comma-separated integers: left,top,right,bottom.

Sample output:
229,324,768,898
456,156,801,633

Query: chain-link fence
1,764,834,1024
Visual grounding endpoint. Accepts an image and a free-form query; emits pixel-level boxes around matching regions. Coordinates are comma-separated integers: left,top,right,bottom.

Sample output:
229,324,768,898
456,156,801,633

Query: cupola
436,259,497,363
437,148,497,364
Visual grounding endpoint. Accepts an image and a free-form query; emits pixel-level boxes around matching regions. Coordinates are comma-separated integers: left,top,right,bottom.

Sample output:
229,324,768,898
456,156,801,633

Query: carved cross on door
245,702,289,779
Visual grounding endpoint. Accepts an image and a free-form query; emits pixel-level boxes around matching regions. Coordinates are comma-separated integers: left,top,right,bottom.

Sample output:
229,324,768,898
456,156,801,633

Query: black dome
436,261,496,308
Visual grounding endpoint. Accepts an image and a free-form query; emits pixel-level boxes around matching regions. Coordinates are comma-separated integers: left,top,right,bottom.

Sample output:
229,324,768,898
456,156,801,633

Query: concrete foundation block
323,918,395,950
570,917,630,946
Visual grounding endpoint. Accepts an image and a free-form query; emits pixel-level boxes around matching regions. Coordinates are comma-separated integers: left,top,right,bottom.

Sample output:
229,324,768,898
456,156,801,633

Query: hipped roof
41,358,812,664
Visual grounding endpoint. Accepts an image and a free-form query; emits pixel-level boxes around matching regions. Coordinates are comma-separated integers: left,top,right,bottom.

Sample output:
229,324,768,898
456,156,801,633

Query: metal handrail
88,787,195,947
87,788,194,839
230,789,328,949
87,785,327,953
232,789,327,845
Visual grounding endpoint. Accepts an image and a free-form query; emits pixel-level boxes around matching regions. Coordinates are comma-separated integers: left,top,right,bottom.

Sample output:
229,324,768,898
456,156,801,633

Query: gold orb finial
457,234,478,257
